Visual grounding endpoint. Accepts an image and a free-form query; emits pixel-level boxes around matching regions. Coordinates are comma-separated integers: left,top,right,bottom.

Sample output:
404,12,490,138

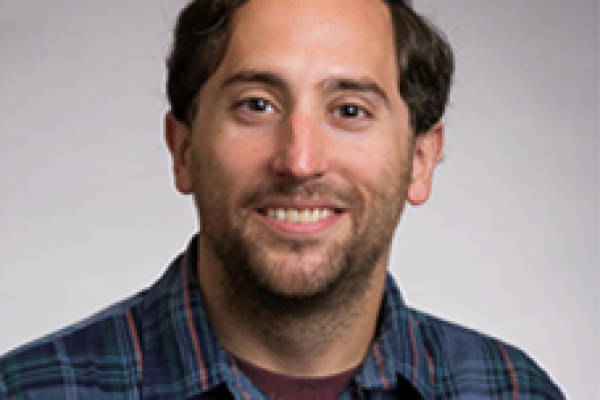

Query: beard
193,161,411,322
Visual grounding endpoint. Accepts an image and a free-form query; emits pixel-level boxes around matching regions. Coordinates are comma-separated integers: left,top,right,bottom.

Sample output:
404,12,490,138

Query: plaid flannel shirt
0,237,564,399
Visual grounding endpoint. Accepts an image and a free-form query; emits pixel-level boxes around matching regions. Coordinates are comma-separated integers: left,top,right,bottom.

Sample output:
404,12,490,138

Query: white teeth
264,208,335,223
276,209,286,221
312,208,321,221
301,209,311,222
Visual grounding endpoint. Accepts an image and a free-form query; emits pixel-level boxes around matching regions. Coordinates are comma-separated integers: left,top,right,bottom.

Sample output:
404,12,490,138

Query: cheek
341,140,406,180
210,135,270,186
223,136,260,162
338,140,412,216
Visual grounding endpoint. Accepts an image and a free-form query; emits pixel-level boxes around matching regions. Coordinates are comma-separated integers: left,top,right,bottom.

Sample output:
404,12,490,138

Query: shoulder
0,292,145,399
407,308,565,399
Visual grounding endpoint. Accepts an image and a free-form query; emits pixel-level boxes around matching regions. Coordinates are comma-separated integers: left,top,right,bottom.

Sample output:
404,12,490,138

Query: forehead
212,0,397,90
231,0,392,39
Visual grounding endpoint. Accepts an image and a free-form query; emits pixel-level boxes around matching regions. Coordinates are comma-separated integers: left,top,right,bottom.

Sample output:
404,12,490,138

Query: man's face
168,0,441,300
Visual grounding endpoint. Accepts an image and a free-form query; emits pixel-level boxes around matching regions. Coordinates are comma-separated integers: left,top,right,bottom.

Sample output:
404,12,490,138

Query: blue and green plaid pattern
0,237,564,399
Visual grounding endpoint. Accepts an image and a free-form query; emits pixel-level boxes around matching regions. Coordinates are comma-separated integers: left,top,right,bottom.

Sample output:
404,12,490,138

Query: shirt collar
140,237,432,399
140,236,238,398
355,276,433,399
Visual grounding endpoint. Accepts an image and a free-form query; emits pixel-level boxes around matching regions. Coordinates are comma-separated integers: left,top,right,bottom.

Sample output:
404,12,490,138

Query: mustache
239,180,360,209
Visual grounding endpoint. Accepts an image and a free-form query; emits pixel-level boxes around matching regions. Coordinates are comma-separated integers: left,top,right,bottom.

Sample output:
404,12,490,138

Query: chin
254,249,343,295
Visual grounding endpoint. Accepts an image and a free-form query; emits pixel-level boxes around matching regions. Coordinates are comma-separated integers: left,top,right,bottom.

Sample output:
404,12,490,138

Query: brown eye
238,98,276,113
334,104,371,119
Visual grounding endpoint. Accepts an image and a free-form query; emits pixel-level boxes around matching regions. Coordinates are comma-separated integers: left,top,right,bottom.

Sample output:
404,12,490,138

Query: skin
166,0,443,377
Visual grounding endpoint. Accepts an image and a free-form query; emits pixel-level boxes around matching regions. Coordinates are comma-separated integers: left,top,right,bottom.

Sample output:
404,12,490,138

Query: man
0,0,564,399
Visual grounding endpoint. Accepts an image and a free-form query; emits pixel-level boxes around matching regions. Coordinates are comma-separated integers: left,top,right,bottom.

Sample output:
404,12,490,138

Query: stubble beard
195,167,411,335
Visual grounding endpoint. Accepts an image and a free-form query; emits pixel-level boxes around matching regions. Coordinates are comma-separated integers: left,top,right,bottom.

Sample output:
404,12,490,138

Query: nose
270,110,329,180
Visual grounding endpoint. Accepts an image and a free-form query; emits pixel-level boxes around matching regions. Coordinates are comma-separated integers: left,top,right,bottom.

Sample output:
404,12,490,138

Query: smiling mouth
257,207,344,223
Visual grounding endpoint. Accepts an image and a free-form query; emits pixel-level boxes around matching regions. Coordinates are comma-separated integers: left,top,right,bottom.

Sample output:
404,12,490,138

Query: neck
196,234,389,377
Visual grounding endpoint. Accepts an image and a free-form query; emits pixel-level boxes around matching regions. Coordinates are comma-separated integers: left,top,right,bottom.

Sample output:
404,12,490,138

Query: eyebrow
222,71,288,92
325,78,390,106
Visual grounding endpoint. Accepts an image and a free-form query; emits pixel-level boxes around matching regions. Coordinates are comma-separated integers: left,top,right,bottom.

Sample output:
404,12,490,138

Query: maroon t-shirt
233,356,360,400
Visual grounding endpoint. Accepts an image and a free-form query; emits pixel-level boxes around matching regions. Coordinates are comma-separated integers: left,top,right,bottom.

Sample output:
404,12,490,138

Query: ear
407,122,444,206
165,112,194,194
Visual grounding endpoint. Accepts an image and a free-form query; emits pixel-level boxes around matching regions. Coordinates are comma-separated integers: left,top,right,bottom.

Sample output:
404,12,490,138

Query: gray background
0,1,597,398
